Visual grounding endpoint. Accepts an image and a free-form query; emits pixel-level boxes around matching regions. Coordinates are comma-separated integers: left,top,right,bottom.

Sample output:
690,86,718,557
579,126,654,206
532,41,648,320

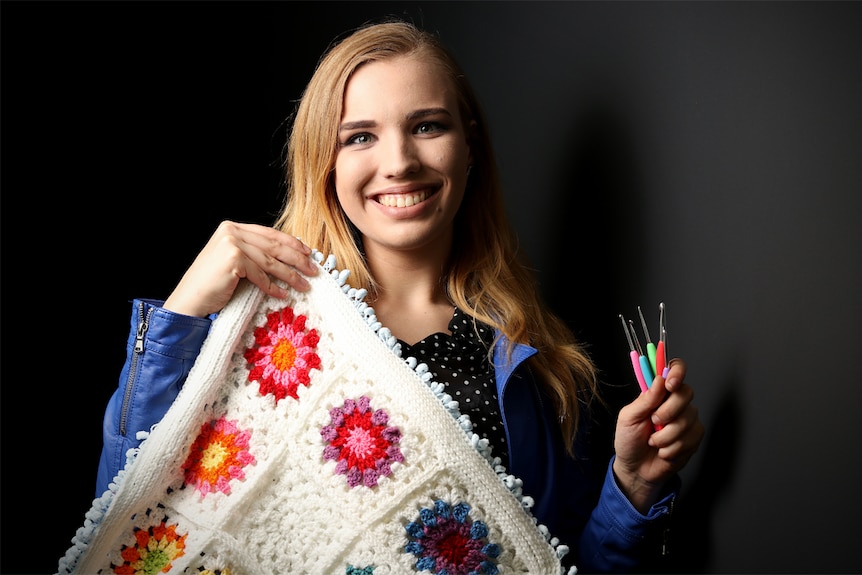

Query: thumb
623,374,668,426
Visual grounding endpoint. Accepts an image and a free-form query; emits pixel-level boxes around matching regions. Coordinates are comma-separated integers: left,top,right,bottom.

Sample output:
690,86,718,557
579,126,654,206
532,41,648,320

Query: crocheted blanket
58,252,575,575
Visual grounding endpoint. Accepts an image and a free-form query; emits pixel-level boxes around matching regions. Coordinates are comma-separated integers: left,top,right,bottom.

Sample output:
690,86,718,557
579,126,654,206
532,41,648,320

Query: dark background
3,1,862,573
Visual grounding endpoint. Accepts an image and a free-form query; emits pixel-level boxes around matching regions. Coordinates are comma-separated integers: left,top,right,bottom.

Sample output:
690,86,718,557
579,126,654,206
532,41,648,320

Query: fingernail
295,236,311,254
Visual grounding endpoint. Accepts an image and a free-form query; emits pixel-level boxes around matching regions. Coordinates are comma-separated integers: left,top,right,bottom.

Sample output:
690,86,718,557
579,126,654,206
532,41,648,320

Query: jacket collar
492,330,537,395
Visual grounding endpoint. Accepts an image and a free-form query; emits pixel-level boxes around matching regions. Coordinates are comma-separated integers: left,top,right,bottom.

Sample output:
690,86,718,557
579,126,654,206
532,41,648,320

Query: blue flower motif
404,499,501,574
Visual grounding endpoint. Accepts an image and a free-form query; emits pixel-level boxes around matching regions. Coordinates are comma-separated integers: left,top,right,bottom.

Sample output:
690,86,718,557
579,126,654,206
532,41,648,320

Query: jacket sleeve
577,455,679,573
96,299,211,496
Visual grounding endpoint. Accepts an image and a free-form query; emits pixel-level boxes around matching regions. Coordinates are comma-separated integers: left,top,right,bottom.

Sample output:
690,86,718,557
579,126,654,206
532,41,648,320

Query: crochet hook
637,305,657,375
620,314,647,392
620,314,648,393
655,302,668,377
629,319,655,388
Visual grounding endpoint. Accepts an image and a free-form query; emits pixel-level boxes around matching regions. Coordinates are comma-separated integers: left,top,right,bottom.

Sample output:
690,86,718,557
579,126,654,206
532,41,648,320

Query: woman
96,19,703,572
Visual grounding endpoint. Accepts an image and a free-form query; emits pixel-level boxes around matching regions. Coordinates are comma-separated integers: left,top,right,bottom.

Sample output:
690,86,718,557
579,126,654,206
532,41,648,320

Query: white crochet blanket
59,253,575,575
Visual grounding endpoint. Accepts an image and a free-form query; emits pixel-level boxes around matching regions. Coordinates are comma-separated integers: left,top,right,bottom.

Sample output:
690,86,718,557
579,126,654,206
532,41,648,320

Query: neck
364,238,451,304
363,244,454,345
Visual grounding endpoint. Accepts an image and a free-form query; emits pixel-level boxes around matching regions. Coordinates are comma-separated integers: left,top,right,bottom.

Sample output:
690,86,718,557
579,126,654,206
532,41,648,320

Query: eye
416,121,446,135
342,132,373,146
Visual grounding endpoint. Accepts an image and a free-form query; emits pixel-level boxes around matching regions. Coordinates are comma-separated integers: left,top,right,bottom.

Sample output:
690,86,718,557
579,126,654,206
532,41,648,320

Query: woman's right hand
163,220,320,318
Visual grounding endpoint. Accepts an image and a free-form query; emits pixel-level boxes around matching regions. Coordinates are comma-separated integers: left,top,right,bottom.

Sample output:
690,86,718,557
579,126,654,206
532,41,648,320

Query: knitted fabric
58,252,576,575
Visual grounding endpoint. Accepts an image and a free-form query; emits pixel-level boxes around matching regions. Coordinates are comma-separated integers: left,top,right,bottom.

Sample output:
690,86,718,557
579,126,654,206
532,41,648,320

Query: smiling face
333,53,473,259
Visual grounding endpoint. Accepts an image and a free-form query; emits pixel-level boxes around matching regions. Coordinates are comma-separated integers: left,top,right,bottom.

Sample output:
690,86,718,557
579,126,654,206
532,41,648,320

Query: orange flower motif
112,520,187,575
182,417,255,496
244,306,321,402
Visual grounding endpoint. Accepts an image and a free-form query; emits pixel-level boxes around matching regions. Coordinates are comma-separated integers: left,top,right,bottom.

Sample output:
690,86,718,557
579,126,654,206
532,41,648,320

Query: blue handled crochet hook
629,319,655,388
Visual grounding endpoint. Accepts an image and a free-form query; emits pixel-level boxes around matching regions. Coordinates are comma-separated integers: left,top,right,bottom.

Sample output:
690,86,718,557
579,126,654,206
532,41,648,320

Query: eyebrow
338,107,453,133
408,107,452,121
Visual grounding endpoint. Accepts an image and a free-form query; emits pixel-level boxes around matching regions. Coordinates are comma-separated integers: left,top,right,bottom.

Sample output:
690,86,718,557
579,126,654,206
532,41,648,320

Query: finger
652,382,695,427
649,402,702,451
655,418,704,467
222,224,322,293
620,375,669,428
663,358,687,392
240,263,293,298
266,234,320,278
230,223,320,278
238,243,313,295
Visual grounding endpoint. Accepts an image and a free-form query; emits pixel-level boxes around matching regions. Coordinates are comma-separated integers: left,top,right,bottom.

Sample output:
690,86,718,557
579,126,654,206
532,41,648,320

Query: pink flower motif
244,306,321,402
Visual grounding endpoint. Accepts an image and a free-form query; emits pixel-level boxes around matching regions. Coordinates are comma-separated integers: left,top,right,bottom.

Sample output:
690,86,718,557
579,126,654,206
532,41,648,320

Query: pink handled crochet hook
620,314,648,393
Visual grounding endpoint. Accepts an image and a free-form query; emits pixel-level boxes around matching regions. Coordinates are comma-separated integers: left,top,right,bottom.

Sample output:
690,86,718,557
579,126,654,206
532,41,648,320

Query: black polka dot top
397,308,509,469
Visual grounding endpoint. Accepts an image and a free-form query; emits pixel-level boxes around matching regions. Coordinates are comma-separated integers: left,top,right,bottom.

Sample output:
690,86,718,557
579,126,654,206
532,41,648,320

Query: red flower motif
244,306,321,402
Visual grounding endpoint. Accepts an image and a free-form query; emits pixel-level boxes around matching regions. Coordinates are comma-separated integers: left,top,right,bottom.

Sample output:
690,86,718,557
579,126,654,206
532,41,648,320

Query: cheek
445,147,471,184
333,156,358,200
333,161,369,224
333,155,346,189
435,144,469,178
333,177,358,218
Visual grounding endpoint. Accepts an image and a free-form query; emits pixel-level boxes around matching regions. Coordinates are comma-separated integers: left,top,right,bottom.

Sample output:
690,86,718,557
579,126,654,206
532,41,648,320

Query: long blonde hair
274,20,600,454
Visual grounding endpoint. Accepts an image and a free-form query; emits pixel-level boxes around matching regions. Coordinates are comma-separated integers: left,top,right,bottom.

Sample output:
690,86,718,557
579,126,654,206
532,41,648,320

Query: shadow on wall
541,100,646,478
667,375,743,573
539,101,743,573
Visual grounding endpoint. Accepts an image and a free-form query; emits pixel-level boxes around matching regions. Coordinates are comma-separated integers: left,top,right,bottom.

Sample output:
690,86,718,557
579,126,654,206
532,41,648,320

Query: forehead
342,54,459,115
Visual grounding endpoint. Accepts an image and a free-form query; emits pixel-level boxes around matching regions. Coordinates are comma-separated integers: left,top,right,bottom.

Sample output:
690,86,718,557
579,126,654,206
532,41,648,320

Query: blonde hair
274,20,600,454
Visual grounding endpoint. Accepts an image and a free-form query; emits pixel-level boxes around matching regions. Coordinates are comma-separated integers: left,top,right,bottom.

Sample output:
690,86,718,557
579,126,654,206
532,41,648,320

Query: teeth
377,191,427,207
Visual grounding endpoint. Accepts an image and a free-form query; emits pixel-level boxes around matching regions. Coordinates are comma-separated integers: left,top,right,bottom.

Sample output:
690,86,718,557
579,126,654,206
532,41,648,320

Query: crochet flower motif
112,520,187,575
404,500,501,575
320,396,404,488
244,306,321,402
182,416,256,496
189,554,234,575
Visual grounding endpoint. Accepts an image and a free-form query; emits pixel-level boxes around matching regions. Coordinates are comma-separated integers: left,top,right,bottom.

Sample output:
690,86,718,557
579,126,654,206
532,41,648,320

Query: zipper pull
134,306,150,353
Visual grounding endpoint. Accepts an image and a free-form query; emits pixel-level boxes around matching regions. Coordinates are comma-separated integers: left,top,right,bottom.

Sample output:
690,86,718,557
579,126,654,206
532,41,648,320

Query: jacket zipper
662,495,675,556
120,303,152,436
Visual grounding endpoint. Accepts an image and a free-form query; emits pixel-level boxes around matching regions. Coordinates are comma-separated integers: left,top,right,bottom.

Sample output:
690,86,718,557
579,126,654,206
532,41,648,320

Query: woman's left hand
612,358,705,514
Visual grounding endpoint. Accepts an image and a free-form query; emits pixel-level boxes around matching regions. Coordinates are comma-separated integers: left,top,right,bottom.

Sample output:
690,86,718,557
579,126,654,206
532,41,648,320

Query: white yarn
58,253,576,575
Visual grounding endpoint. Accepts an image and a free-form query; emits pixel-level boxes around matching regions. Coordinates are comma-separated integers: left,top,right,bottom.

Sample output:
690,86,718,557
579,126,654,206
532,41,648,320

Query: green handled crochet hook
637,306,657,375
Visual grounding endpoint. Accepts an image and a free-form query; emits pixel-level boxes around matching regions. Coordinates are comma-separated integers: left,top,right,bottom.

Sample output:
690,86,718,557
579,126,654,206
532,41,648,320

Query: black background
3,2,862,573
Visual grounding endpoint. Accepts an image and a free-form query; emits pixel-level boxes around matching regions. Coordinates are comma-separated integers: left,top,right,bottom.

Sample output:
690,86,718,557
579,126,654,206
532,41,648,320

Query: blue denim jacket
98,299,678,573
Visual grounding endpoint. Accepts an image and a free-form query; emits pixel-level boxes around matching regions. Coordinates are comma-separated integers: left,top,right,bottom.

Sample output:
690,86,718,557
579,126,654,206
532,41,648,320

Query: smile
376,190,431,207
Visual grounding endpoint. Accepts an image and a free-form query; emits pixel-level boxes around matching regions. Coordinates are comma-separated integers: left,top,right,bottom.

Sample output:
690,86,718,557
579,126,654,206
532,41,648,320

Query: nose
381,133,420,178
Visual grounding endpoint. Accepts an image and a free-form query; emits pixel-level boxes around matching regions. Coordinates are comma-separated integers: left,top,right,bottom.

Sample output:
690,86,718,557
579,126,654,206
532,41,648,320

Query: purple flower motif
320,396,404,488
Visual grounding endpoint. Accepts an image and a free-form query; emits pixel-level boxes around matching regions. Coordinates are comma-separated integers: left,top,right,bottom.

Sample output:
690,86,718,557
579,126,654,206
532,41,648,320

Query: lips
373,186,439,208
376,190,428,207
